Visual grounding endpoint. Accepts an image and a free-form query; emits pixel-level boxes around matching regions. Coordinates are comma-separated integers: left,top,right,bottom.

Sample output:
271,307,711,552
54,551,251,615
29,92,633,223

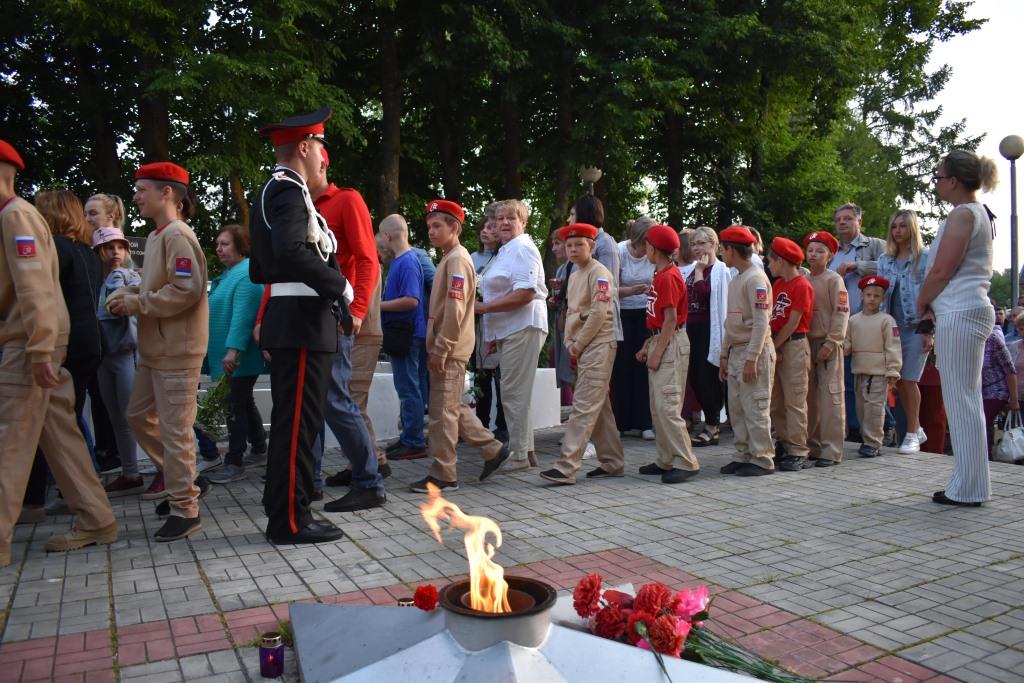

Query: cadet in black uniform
249,108,363,544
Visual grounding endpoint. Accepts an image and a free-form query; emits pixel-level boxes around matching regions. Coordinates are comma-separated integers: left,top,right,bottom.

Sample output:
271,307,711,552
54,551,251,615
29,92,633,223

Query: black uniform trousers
263,346,333,537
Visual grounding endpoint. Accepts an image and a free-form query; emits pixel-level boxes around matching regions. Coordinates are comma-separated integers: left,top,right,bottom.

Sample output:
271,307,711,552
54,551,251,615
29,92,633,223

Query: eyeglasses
931,174,950,183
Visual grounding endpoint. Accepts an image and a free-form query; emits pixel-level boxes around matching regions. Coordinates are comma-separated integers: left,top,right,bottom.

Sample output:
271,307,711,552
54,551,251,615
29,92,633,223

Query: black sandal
692,429,719,447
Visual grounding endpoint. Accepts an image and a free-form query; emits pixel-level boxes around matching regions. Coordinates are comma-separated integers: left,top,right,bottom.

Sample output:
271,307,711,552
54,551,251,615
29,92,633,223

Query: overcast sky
928,0,1023,272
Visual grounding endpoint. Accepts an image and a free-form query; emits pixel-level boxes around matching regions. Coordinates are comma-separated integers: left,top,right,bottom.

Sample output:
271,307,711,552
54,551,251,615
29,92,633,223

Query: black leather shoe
324,487,386,512
388,444,427,460
154,515,202,542
778,455,808,472
311,489,324,502
638,463,670,475
932,491,982,507
585,467,623,478
735,463,774,476
480,446,510,481
325,469,353,487
814,459,838,467
661,468,699,484
720,462,743,474
539,468,575,485
155,476,210,517
410,476,458,493
268,521,344,545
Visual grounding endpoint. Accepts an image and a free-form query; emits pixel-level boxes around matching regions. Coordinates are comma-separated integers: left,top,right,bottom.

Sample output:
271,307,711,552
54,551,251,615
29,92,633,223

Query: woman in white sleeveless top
918,149,999,506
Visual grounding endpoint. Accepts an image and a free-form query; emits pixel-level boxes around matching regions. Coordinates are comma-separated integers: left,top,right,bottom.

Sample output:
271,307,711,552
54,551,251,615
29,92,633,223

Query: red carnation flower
413,584,439,611
626,609,655,645
634,583,673,615
592,603,626,640
573,574,603,618
602,589,634,609
648,614,686,657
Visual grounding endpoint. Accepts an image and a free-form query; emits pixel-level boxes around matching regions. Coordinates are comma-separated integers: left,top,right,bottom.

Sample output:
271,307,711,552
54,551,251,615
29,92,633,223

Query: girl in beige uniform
410,200,509,493
803,231,849,465
107,162,209,542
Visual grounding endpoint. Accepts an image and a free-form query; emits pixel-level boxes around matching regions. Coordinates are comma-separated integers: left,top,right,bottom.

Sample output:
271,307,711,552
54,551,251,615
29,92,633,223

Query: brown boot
45,522,118,552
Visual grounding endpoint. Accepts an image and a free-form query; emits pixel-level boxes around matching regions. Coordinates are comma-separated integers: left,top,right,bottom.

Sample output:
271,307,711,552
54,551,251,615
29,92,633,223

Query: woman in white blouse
477,199,548,470
612,217,655,438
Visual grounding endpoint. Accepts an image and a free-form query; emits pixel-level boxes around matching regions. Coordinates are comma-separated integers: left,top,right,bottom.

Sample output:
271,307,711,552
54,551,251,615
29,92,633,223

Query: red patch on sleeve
892,326,900,338
174,257,192,277
838,291,848,307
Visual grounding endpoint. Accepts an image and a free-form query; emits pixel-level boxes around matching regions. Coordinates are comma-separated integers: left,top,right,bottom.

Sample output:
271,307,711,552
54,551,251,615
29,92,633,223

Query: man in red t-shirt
636,225,700,483
767,237,815,471
308,149,386,512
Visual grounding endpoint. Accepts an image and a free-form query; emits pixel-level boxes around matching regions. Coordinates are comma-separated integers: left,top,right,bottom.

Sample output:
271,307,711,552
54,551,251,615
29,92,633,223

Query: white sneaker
642,429,656,441
583,443,596,460
502,458,532,472
898,432,921,454
917,427,927,443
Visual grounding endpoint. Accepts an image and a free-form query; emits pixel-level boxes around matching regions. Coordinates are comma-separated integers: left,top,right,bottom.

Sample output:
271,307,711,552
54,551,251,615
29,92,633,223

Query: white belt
270,280,355,304
271,282,319,297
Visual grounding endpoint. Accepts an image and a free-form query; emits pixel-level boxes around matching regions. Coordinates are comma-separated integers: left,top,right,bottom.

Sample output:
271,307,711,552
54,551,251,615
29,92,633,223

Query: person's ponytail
941,149,999,193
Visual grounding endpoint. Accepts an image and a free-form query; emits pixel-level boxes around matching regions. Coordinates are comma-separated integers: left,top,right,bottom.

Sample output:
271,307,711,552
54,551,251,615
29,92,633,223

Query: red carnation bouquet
571,575,811,683
573,574,708,659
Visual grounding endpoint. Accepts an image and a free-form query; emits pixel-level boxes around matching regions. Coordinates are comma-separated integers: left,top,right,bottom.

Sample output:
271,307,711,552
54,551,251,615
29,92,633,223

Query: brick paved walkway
1,428,1022,682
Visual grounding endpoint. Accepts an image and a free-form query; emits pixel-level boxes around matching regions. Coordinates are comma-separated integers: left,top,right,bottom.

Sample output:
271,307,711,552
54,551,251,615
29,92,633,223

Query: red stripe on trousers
287,349,307,534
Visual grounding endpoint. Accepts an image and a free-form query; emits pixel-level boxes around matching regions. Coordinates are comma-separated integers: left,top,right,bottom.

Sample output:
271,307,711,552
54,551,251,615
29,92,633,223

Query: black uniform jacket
249,167,347,352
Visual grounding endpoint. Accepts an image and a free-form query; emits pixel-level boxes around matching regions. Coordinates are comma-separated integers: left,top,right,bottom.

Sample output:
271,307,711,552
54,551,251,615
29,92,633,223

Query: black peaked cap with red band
259,107,332,147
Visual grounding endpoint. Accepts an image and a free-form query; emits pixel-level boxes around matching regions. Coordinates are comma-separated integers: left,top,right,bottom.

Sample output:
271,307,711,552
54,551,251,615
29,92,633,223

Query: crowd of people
0,111,1004,559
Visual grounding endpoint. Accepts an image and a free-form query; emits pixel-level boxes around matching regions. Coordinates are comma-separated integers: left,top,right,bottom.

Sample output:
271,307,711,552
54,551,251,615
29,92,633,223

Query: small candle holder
259,632,285,678
397,597,415,607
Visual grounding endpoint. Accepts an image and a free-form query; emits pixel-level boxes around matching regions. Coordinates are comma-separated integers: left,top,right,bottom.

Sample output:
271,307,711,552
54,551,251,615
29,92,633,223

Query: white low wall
203,365,561,449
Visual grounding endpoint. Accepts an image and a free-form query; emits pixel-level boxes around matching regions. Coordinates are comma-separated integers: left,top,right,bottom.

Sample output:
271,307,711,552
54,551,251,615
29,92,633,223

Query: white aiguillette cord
261,170,339,262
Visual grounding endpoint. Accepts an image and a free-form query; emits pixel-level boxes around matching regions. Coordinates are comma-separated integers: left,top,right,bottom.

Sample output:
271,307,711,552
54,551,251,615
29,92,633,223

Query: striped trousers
935,305,994,503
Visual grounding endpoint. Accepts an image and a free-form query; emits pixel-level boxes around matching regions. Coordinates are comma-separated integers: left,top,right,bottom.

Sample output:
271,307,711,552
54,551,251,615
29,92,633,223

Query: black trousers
474,367,507,432
612,308,653,432
686,321,724,426
263,348,331,537
226,374,266,466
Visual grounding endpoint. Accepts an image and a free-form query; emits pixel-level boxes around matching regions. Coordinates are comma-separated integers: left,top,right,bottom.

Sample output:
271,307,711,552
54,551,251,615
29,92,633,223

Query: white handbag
995,410,1024,464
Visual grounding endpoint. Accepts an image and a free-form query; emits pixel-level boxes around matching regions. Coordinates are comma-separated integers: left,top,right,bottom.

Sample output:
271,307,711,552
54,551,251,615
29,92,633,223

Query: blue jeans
418,342,430,413
320,333,384,493
391,337,426,447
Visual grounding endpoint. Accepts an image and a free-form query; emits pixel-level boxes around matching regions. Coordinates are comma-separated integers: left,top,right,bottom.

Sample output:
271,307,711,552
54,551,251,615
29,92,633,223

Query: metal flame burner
441,576,556,650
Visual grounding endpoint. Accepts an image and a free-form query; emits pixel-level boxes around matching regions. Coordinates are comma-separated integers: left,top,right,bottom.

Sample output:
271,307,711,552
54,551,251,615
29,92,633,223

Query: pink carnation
674,585,710,625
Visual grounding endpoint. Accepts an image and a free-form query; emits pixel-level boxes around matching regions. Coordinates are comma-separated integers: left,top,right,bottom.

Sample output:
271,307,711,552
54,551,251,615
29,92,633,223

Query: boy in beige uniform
541,223,625,485
0,140,117,566
803,231,849,465
410,200,508,492
718,226,776,475
108,162,209,542
844,275,902,458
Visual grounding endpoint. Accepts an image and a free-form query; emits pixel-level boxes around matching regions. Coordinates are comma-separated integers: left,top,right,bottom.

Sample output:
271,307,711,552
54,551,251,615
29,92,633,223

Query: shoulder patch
175,257,192,277
450,273,465,291
892,326,900,338
15,235,36,258
838,291,848,307
596,278,609,292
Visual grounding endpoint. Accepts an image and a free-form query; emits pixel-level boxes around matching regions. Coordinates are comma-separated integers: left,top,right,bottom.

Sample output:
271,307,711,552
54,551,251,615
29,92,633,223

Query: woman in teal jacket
205,225,267,484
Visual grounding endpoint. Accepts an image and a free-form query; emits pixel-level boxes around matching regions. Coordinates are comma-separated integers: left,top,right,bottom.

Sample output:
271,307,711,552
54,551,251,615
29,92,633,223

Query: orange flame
420,482,511,613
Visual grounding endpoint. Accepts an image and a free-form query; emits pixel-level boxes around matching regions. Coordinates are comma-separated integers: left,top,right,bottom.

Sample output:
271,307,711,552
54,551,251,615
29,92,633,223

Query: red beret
646,224,680,251
0,139,25,170
858,275,890,291
135,162,189,186
425,199,465,224
557,223,598,241
719,225,756,246
321,147,330,168
770,237,804,265
258,107,331,147
803,231,839,254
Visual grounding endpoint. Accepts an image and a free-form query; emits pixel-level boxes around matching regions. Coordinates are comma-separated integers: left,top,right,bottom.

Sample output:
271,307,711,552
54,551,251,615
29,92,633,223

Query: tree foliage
0,0,983,257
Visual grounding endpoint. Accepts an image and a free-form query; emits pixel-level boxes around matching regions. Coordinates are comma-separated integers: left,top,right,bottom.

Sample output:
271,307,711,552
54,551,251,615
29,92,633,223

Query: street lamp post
1000,135,1024,306
579,166,602,195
